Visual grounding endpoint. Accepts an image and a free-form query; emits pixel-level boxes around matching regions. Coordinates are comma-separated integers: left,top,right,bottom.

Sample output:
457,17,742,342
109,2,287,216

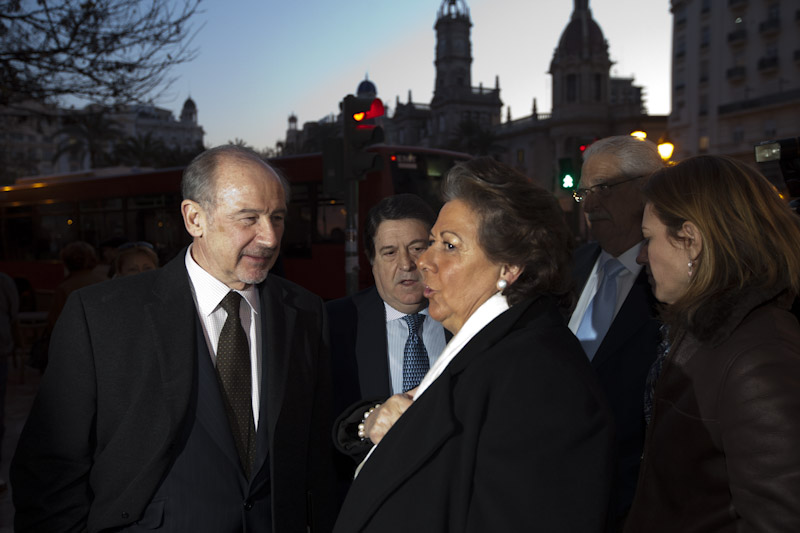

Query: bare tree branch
0,0,202,107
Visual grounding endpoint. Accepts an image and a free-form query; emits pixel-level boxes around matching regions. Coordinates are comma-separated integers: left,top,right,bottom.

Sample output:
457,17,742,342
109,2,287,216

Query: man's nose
257,218,279,248
398,249,415,271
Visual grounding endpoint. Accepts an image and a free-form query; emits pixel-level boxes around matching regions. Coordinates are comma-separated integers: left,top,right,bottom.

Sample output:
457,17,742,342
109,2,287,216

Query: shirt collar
185,245,259,317
384,300,429,322
599,241,644,277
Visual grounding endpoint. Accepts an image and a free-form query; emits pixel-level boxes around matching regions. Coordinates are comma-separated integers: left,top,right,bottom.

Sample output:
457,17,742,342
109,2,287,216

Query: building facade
668,0,800,162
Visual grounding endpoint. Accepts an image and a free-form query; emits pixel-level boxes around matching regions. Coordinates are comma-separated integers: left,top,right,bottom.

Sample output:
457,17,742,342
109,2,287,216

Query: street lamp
657,134,675,162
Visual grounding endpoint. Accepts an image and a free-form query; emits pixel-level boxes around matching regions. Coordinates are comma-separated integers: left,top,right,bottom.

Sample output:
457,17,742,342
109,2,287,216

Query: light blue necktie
577,257,626,360
402,313,429,392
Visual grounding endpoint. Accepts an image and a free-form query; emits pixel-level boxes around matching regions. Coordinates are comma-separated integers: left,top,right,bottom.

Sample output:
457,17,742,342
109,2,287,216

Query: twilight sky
159,0,673,151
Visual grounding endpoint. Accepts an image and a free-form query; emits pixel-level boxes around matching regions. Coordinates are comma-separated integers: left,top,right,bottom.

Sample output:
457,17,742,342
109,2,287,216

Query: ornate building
392,0,502,148
493,0,667,215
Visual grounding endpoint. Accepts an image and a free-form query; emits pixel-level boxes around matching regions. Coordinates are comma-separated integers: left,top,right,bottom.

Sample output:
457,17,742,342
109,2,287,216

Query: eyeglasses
572,175,645,203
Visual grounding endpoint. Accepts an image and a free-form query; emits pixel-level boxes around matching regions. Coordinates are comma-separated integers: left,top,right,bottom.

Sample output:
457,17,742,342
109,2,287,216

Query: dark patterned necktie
217,291,256,478
402,313,429,392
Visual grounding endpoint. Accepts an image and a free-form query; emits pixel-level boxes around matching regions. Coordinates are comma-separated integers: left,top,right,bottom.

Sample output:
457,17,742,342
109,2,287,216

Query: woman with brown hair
627,155,800,532
334,158,614,532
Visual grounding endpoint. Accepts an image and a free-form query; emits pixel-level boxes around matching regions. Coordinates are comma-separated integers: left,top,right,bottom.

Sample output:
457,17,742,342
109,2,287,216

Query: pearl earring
497,279,508,291
688,260,694,279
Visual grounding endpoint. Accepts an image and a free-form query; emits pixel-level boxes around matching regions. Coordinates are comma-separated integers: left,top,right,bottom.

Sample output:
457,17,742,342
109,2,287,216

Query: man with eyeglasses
569,135,664,532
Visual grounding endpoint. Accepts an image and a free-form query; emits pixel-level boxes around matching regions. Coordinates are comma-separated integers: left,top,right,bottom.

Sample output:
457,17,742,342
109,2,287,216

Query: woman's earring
497,279,508,291
688,260,694,279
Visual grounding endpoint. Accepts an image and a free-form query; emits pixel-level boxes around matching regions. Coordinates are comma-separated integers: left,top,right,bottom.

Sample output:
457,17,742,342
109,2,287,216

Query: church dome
357,78,377,99
554,0,607,59
182,97,197,112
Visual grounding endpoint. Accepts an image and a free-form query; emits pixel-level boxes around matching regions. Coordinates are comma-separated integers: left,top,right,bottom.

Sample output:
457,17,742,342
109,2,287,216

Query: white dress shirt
184,246,263,427
568,242,644,336
384,303,447,395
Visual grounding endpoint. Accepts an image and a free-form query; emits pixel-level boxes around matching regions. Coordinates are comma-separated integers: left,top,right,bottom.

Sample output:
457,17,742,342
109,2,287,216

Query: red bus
0,145,470,300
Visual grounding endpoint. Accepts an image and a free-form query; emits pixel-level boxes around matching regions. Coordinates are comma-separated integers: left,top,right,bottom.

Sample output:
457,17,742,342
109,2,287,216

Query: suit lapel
342,300,538,529
591,269,656,369
342,374,458,529
354,287,392,398
256,277,297,473
143,255,198,438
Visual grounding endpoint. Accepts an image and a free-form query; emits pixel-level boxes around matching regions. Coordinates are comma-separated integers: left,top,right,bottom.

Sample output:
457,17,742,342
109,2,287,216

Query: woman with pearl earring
334,158,614,533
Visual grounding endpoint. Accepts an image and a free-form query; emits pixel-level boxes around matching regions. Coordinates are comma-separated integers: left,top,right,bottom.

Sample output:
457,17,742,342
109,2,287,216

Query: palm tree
114,132,168,167
52,110,124,169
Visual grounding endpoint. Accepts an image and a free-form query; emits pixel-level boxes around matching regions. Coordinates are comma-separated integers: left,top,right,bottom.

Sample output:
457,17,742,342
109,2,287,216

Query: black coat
334,296,614,533
11,251,335,532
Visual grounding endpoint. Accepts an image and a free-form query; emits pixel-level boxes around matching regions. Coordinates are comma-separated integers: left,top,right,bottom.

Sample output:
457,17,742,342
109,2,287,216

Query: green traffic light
561,174,574,189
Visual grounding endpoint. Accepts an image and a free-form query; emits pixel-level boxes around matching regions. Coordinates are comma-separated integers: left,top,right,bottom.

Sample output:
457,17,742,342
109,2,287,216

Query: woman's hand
366,388,417,445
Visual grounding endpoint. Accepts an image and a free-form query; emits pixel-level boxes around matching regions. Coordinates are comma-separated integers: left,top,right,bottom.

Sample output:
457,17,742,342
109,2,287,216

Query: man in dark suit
327,194,448,481
569,135,664,530
11,145,334,532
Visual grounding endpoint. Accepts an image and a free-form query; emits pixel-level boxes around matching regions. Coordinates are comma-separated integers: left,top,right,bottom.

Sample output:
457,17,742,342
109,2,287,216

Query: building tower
549,0,612,122
429,0,501,148
433,0,472,99
180,96,198,124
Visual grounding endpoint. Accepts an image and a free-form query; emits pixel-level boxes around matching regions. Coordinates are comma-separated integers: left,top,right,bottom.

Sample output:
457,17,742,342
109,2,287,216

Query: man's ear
501,264,523,286
679,221,703,261
181,200,205,238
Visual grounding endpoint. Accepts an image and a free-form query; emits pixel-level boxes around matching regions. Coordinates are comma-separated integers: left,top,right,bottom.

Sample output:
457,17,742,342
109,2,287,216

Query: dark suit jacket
327,286,393,420
572,243,660,524
333,296,615,533
11,251,334,532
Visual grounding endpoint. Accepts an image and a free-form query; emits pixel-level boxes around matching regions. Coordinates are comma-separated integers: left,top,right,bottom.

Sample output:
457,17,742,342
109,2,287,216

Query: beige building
668,0,800,162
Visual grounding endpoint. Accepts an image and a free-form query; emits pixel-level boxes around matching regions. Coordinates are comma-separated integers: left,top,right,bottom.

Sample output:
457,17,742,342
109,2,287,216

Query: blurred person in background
112,242,159,277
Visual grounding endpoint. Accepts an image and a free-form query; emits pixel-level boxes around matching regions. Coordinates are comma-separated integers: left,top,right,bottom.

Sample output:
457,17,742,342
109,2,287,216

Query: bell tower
433,0,472,101
549,0,612,120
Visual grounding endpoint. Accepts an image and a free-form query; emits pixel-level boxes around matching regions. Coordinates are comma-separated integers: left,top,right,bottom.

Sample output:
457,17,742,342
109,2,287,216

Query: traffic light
342,95,385,180
558,157,579,190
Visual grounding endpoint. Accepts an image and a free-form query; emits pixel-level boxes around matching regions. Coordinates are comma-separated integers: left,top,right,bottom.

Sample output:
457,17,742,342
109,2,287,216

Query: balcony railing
759,18,780,35
726,66,746,81
758,56,779,71
727,28,747,45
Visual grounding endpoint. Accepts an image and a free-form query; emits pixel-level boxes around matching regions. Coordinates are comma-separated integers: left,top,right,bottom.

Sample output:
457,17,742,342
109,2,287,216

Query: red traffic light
353,98,385,123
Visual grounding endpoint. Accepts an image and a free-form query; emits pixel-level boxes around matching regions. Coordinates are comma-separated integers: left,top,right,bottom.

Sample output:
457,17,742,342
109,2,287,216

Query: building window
675,35,686,59
732,126,744,144
699,135,710,152
699,60,709,83
700,26,710,48
699,94,709,116
566,74,579,103
594,74,602,101
516,149,525,164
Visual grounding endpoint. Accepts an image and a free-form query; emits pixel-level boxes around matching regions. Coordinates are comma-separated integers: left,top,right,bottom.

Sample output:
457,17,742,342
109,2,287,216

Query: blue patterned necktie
217,291,257,478
576,257,626,360
402,313,429,392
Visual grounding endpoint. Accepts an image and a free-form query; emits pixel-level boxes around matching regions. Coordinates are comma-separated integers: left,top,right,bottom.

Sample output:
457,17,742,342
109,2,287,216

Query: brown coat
625,288,800,532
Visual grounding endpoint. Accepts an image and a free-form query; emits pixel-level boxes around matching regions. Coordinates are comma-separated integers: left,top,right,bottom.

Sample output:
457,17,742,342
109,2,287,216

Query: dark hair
644,154,800,339
442,157,574,307
60,241,98,272
112,245,160,277
181,145,290,210
363,194,436,263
